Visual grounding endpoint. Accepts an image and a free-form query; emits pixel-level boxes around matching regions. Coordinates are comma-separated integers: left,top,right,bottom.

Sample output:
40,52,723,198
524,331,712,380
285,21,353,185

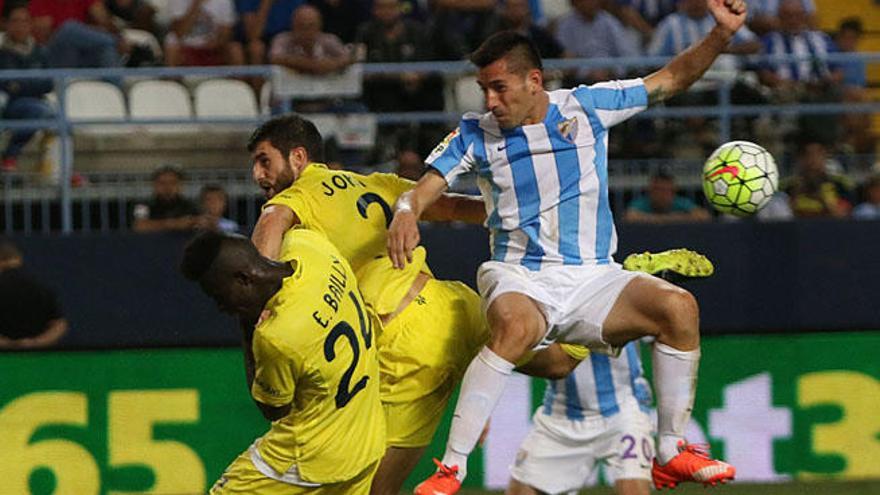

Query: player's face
478,57,543,129
252,141,298,199
201,270,258,319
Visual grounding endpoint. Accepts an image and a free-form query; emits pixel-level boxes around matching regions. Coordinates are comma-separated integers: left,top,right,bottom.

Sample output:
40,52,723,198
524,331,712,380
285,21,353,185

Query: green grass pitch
458,480,880,495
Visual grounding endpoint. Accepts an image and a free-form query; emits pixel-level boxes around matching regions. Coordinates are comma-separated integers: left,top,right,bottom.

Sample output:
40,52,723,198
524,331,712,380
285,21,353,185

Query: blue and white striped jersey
426,80,648,270
749,0,815,17
542,341,652,419
648,13,757,57
760,30,836,82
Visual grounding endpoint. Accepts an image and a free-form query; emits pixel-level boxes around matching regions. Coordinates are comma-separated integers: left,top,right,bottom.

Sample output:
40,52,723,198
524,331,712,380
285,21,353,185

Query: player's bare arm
643,0,746,104
422,193,487,225
387,171,449,268
251,205,300,260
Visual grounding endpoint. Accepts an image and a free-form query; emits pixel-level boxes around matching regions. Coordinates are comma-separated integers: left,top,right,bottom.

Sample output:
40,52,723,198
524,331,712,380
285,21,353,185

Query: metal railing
1,52,879,234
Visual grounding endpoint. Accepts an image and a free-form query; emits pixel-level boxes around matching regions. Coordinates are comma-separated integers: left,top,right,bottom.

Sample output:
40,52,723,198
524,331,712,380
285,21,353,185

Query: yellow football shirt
251,228,385,484
266,164,428,314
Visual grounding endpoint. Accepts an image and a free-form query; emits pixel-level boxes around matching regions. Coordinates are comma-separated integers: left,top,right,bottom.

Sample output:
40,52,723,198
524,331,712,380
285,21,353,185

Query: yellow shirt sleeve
251,331,297,407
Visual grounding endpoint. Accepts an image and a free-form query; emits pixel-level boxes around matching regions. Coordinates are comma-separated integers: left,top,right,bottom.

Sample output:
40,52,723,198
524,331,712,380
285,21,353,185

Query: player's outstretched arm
251,205,300,260
388,170,449,268
643,0,746,104
422,192,487,225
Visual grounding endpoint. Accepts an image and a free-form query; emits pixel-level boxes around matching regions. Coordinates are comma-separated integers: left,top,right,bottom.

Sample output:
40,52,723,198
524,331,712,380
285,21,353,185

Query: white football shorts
476,261,646,355
510,406,655,494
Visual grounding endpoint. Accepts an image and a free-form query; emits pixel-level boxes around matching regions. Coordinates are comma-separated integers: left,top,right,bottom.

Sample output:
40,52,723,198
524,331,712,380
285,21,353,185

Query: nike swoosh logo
497,144,510,152
708,165,740,178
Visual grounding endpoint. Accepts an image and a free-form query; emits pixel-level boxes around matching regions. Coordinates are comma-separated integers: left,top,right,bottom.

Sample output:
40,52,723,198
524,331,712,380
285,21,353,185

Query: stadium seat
194,79,259,118
64,80,127,134
129,79,195,133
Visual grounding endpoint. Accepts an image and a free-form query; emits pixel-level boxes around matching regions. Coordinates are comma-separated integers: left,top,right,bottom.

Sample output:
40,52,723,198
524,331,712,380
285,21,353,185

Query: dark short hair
152,164,185,181
470,31,543,73
247,114,325,162
180,231,229,281
839,17,863,35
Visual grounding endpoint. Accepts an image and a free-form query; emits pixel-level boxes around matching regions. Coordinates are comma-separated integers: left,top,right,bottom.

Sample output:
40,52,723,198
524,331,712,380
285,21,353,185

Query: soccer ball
702,140,779,217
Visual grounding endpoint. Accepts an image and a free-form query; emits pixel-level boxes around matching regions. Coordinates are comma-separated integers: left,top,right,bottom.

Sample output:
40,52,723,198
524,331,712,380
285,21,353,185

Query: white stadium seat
129,79,195,133
194,79,259,118
64,80,127,134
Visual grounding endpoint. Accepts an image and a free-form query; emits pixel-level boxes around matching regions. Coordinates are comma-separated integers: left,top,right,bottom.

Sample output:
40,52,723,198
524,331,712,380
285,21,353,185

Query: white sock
653,341,700,465
441,346,515,481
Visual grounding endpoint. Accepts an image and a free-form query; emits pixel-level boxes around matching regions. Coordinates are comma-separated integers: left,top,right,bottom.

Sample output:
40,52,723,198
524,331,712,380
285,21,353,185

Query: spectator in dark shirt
0,238,68,349
355,0,440,112
234,0,303,64
480,0,566,59
0,2,55,172
132,165,203,232
308,0,371,44
624,171,710,223
782,140,854,218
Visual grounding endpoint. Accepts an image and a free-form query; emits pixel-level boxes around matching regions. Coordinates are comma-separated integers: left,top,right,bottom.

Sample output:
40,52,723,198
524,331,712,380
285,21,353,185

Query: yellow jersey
251,228,385,483
267,164,428,314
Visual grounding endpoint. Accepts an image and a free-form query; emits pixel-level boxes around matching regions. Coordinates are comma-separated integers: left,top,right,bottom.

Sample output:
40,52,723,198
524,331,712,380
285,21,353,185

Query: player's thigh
486,291,548,352
369,446,426,495
510,414,599,494
601,274,695,346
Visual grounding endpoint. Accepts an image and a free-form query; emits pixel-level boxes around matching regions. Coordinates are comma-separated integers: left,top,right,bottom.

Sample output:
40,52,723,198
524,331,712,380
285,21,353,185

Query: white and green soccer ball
702,140,779,217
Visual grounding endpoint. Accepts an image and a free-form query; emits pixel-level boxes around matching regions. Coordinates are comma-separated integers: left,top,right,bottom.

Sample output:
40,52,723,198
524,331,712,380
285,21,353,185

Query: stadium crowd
0,0,877,223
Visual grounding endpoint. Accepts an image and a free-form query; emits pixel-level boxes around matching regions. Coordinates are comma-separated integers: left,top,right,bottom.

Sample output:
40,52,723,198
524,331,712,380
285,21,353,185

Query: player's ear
527,69,543,94
288,146,309,170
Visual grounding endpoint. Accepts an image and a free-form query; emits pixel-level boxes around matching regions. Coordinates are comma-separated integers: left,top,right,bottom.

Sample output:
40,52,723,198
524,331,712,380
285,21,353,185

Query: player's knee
489,317,541,360
657,287,699,337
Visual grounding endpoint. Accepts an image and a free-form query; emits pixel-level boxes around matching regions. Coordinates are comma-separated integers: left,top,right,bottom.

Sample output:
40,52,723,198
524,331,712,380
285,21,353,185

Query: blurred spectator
355,0,441,112
395,150,424,181
782,140,854,218
852,174,880,220
0,238,68,349
747,0,816,37
623,171,710,223
164,0,243,66
480,0,566,59
308,0,372,44
555,0,639,83
269,4,354,75
132,165,202,232
608,0,677,42
757,0,840,92
29,0,128,68
105,0,162,38
835,17,866,90
0,2,55,173
234,0,303,65
648,0,760,57
199,184,240,233
428,0,496,55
